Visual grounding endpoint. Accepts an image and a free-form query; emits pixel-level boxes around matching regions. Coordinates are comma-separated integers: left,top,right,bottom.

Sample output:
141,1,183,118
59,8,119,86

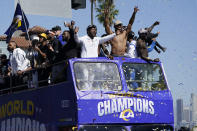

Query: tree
95,0,119,27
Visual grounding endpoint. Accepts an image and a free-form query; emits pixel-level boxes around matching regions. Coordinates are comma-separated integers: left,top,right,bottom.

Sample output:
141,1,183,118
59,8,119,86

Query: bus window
74,62,122,91
122,63,167,91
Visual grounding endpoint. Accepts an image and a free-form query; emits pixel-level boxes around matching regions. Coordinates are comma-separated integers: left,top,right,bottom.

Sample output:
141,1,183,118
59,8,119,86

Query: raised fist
71,20,75,26
134,6,139,13
74,26,79,34
154,21,160,25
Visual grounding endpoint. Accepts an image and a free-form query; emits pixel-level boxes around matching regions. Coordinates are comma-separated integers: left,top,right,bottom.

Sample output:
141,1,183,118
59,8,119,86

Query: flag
5,3,29,43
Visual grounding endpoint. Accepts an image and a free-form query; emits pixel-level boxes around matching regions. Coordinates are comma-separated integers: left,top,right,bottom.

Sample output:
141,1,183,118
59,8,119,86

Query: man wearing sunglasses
104,6,139,57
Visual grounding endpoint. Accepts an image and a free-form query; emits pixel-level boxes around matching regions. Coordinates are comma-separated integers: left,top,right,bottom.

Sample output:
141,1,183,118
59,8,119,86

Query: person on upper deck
7,41,31,76
52,25,65,46
61,20,81,59
138,21,166,54
0,54,10,89
0,54,9,77
125,31,138,58
104,6,139,57
98,34,113,59
74,25,116,58
136,34,160,62
34,33,52,66
47,29,62,63
7,41,32,86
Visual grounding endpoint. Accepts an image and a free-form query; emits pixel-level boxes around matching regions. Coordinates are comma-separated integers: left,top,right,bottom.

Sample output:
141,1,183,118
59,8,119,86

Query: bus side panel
0,82,77,131
50,82,78,127
77,92,174,124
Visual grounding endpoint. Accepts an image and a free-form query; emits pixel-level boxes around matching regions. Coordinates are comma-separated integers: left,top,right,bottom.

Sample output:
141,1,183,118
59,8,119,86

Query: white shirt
125,40,137,58
75,33,115,58
9,48,31,75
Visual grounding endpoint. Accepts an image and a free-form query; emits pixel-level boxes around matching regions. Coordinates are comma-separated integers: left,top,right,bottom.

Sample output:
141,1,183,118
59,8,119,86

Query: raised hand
154,21,160,26
64,21,71,28
134,6,139,13
74,26,79,34
71,20,75,26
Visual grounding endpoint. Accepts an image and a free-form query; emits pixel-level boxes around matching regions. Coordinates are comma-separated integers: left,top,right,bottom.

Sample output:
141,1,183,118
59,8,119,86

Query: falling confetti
178,83,184,86
193,57,197,61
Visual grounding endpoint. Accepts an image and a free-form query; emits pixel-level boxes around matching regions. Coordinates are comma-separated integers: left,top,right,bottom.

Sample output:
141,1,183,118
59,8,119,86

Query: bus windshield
122,63,167,91
74,62,122,91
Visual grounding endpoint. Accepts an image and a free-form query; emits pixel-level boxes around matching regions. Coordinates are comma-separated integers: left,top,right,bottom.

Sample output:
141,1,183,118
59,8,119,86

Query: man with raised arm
136,21,161,62
74,25,116,58
104,6,139,57
138,21,166,54
136,38,160,62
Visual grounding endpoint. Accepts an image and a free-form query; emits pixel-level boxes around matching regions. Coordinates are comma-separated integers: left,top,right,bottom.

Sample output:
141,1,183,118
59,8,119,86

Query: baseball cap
39,33,47,39
114,20,123,26
138,28,148,34
87,25,97,31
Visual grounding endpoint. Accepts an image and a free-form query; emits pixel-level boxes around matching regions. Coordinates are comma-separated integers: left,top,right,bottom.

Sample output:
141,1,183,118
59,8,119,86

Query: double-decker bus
0,57,174,131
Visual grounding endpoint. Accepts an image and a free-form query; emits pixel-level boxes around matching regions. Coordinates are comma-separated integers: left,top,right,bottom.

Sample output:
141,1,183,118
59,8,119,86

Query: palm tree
90,0,96,25
96,0,119,27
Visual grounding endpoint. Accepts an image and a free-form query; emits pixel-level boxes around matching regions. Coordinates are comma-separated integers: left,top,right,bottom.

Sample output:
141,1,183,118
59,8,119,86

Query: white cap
30,35,39,41
138,28,148,34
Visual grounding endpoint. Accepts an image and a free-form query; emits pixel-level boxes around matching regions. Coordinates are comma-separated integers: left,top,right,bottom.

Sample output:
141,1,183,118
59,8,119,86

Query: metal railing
0,60,68,95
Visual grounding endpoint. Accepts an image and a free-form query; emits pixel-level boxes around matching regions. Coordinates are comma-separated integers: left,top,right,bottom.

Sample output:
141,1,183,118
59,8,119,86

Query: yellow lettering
27,101,34,116
0,105,6,119
14,100,20,114
20,101,26,115
7,101,13,116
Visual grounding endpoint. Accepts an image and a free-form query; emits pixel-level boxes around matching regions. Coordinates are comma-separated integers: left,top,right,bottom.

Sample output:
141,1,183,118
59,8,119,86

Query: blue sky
0,0,197,105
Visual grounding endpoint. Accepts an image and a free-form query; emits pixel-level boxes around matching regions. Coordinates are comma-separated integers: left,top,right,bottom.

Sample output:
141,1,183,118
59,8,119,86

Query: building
190,93,197,127
176,99,183,128
0,40,9,56
183,106,190,123
180,106,191,128
0,26,46,57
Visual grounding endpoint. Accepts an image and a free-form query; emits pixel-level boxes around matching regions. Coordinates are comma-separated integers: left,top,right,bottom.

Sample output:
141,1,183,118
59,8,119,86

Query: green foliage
95,0,119,27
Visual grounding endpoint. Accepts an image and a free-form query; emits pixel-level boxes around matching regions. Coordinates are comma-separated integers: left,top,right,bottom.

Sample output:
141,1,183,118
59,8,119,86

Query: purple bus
0,57,174,131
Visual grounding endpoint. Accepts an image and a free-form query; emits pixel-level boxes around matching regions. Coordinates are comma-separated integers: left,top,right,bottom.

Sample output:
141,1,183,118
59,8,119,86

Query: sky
0,0,197,106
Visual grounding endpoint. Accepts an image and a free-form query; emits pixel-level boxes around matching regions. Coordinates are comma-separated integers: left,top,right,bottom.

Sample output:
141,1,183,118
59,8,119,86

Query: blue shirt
58,35,66,46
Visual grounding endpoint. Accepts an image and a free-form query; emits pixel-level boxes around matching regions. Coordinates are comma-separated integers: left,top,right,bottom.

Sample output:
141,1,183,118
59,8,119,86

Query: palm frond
95,0,119,27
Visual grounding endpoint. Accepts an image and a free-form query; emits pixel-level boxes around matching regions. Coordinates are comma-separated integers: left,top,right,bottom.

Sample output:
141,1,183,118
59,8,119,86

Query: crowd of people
0,6,166,91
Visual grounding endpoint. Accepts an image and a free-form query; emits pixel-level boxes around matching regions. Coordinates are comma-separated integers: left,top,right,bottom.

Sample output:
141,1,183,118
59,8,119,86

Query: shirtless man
137,22,161,62
136,38,160,62
104,6,139,56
